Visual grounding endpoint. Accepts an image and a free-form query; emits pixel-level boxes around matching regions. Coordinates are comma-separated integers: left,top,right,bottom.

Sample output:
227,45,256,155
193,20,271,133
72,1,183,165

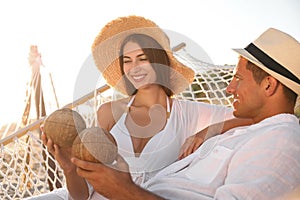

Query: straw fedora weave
91,15,195,95
233,28,300,95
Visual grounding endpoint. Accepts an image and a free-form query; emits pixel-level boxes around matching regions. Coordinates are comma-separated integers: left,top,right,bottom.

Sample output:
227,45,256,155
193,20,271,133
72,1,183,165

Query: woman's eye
139,55,148,61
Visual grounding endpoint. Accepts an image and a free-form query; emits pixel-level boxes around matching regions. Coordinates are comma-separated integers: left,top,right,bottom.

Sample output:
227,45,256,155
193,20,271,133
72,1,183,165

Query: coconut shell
72,127,118,164
43,108,86,148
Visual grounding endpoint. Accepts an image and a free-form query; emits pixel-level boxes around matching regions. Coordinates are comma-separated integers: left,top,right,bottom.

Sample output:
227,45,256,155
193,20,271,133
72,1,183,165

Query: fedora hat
91,15,195,95
233,28,300,95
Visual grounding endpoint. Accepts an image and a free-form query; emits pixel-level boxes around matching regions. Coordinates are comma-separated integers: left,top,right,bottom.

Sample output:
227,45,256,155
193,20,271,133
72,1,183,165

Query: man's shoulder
256,113,299,130
248,114,300,146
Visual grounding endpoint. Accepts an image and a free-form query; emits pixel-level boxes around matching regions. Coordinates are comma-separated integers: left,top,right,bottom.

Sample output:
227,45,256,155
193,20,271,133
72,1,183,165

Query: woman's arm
179,118,253,159
41,132,89,200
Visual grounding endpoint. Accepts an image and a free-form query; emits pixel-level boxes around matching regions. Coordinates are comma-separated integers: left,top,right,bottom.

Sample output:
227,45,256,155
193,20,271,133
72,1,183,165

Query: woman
32,16,249,200
91,15,236,183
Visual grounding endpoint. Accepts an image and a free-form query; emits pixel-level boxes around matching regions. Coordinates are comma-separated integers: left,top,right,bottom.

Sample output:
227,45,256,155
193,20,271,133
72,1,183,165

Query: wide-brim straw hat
233,28,300,95
92,15,195,95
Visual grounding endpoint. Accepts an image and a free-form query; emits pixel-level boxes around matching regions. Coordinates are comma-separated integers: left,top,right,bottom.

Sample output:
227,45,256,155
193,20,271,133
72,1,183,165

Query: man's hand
71,155,164,199
71,155,133,198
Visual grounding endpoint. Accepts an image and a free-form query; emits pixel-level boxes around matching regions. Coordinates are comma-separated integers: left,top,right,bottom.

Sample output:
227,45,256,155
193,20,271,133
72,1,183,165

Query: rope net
0,49,235,199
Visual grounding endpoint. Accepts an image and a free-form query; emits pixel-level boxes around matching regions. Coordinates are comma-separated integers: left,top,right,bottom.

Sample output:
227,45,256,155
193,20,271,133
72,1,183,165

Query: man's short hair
246,60,297,105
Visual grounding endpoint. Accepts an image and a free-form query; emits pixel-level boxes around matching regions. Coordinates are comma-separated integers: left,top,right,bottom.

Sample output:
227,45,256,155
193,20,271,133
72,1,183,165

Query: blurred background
0,0,299,123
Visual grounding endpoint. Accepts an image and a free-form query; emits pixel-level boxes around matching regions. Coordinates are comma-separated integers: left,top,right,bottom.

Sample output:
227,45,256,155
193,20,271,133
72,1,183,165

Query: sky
0,0,299,124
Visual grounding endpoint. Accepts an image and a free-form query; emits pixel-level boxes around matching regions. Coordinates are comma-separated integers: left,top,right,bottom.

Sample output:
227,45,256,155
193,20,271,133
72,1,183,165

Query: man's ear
263,76,278,96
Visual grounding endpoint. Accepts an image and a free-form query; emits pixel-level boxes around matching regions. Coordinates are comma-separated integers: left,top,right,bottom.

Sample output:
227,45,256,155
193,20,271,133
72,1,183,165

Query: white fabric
88,99,233,199
143,114,300,200
27,99,233,200
25,182,94,200
110,98,233,183
24,187,68,200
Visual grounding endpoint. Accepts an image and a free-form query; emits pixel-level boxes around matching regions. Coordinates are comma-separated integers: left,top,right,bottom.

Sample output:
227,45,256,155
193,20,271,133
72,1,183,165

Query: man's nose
226,80,235,94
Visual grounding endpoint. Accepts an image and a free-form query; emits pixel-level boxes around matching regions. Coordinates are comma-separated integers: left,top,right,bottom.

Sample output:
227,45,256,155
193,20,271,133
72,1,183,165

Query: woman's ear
263,76,278,96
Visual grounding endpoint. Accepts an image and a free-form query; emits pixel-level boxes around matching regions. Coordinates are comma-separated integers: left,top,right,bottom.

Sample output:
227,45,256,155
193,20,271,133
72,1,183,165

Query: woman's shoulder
98,97,130,111
97,97,131,130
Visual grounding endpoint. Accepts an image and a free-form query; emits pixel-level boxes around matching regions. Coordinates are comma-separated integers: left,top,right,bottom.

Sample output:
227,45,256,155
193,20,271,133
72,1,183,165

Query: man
72,28,300,199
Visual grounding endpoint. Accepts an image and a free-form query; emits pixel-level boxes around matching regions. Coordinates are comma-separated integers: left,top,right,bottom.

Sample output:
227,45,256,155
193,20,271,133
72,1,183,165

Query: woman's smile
131,74,147,82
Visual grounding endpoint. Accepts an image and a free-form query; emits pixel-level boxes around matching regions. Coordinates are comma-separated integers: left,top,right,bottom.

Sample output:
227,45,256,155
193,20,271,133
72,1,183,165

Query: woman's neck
134,85,168,108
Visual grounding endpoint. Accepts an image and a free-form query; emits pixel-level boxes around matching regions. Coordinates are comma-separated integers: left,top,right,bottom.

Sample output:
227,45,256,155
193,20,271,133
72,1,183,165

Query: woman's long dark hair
119,34,173,96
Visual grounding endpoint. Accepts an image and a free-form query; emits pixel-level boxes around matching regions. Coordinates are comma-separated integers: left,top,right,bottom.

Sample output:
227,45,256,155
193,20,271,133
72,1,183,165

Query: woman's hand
178,118,254,160
178,131,205,160
41,127,75,173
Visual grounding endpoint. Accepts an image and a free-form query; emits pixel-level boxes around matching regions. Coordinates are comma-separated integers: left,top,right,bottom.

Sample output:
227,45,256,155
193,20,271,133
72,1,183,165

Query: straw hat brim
91,15,195,95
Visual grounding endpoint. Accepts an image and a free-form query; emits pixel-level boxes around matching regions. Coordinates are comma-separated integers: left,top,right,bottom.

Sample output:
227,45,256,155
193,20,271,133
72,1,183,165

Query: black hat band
245,43,300,84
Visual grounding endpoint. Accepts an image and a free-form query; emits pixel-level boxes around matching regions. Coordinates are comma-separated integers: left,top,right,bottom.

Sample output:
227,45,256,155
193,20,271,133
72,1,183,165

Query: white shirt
143,114,300,200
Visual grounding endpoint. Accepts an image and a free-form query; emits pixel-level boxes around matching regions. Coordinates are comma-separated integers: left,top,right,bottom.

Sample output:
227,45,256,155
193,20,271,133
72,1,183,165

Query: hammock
1,44,236,199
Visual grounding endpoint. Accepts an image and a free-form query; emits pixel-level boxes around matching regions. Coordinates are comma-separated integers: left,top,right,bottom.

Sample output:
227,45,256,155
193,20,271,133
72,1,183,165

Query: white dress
109,96,233,184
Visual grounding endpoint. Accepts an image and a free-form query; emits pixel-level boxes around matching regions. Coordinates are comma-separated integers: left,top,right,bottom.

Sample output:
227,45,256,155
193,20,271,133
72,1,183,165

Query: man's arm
71,155,165,200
